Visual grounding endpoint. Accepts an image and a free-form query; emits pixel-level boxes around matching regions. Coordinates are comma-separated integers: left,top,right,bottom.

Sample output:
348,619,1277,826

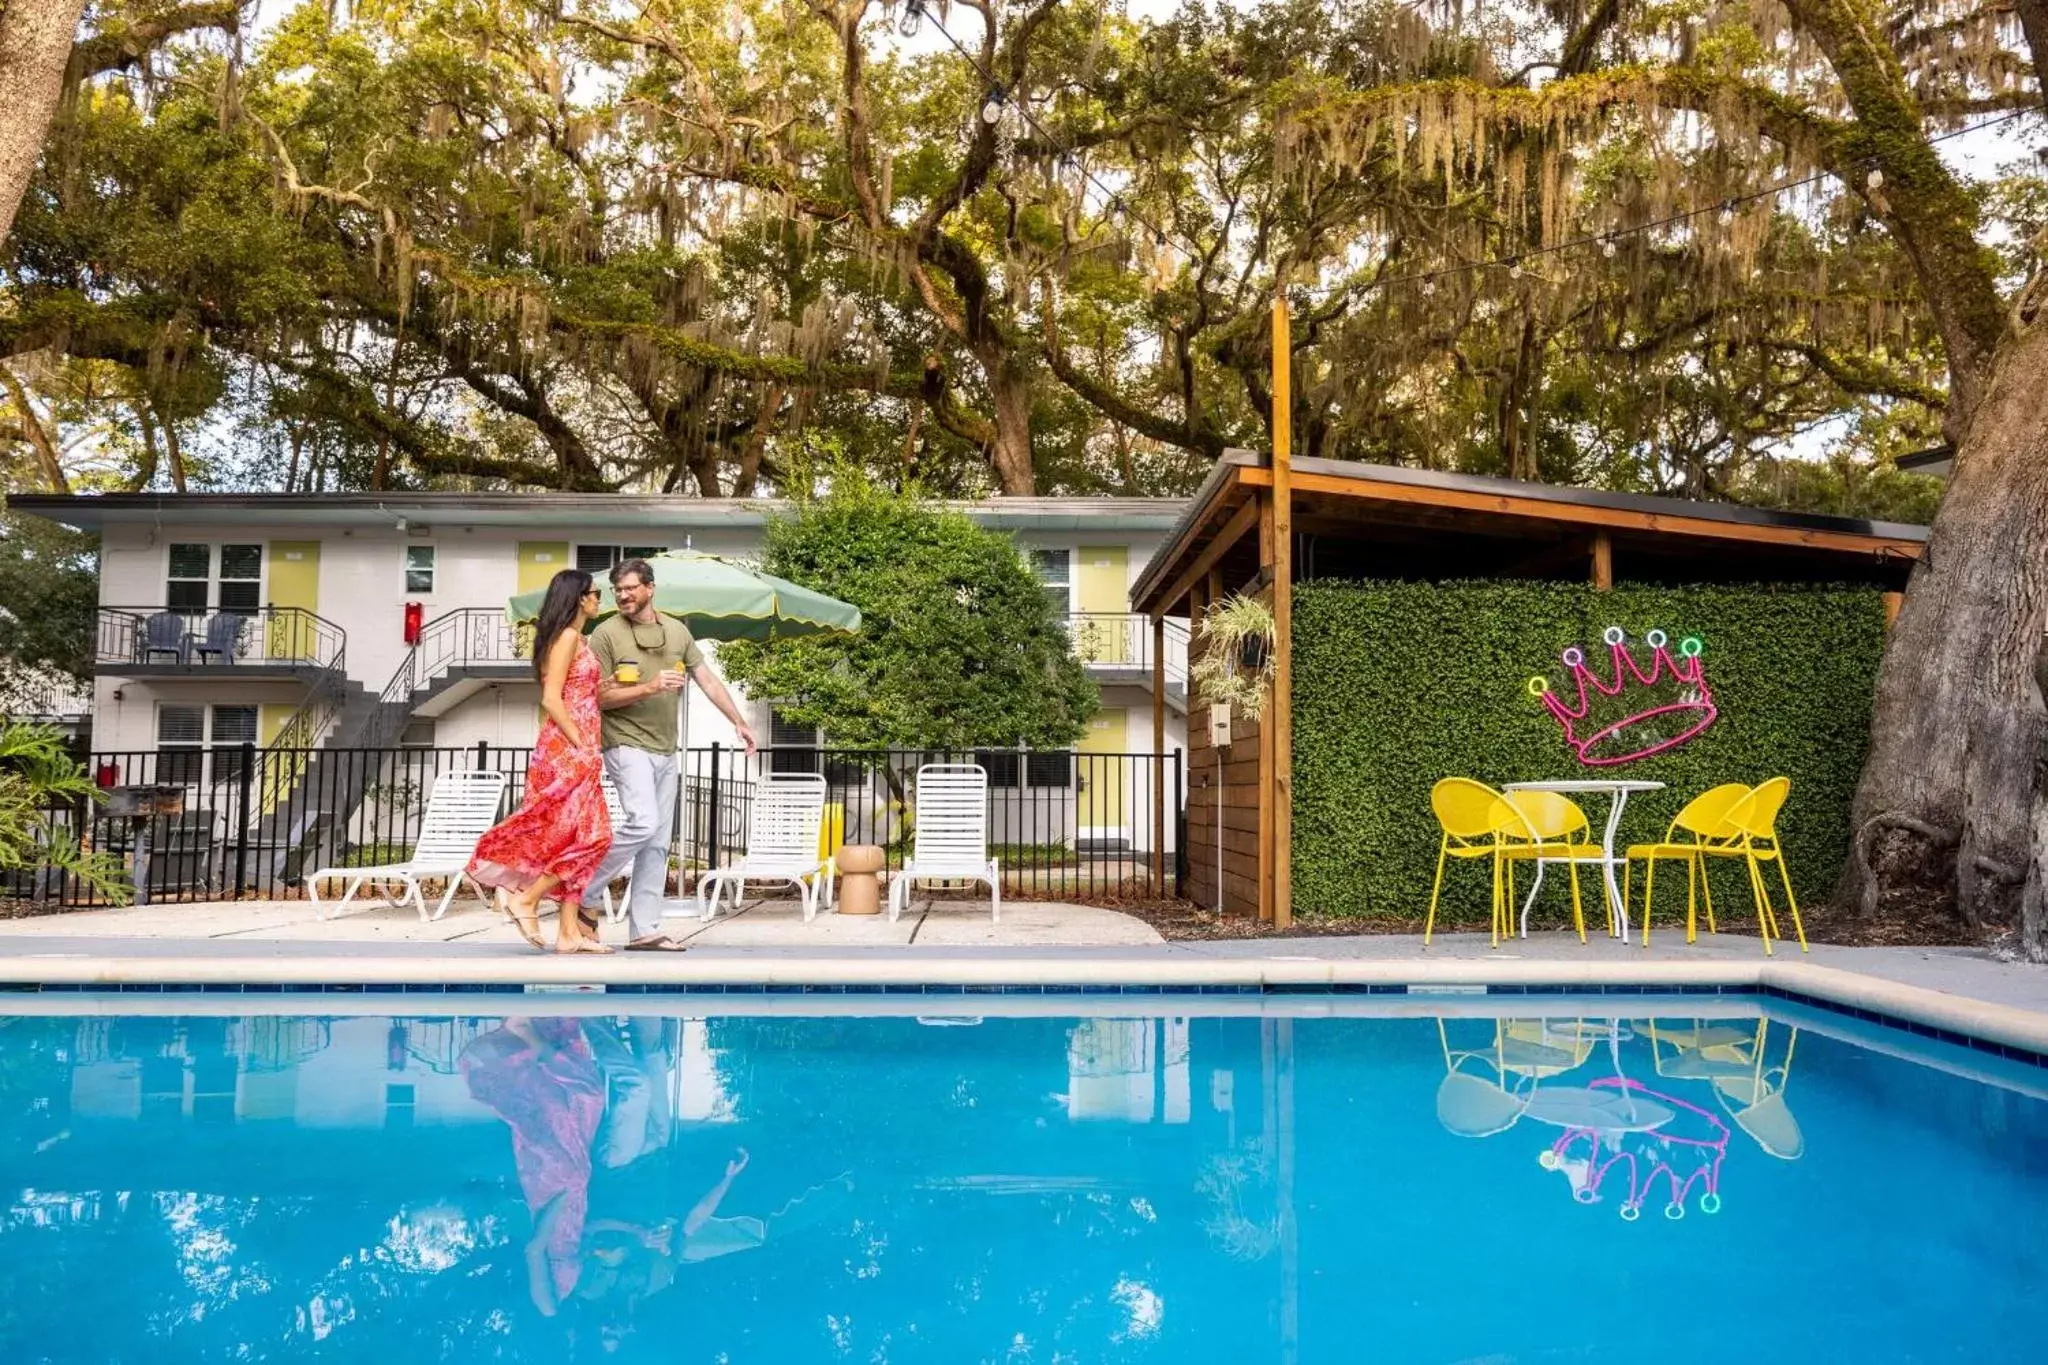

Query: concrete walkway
3,896,2044,1057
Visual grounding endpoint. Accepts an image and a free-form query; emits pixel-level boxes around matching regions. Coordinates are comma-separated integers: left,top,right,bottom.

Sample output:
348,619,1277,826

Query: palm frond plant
0,723,129,904
1190,594,1277,721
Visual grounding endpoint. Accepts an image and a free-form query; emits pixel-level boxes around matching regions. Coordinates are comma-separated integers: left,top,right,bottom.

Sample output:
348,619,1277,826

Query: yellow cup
615,660,641,684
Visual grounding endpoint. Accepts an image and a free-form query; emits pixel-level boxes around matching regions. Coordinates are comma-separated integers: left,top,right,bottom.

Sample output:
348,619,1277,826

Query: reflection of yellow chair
1426,779,1590,947
1648,1018,1803,1158
1435,1018,1600,1136
1626,783,1753,947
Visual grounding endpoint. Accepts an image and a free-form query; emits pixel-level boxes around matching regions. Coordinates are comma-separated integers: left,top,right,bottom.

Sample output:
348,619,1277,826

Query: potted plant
1190,594,1276,721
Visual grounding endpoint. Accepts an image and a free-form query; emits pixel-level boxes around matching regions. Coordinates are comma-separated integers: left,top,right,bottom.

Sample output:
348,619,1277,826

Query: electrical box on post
1209,702,1232,749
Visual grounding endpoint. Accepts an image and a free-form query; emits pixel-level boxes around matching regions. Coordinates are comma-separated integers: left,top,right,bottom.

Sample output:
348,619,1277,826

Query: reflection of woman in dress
467,569,613,953
458,1018,607,1316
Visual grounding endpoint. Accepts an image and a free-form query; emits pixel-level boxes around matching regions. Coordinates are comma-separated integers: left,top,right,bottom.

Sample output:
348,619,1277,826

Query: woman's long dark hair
532,568,595,681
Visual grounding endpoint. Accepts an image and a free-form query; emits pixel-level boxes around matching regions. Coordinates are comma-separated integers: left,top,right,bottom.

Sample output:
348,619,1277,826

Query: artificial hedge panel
1292,581,1887,923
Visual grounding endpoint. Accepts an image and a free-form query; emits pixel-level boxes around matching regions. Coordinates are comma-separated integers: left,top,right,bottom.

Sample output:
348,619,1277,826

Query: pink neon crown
1528,627,1716,766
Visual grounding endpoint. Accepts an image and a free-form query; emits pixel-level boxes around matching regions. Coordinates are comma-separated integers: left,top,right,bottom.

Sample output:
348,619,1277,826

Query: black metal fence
17,743,1185,908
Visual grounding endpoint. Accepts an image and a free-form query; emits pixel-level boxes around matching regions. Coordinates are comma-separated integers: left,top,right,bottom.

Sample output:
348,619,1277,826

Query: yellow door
1078,707,1127,837
266,541,320,660
516,542,569,657
1074,545,1131,664
257,703,309,814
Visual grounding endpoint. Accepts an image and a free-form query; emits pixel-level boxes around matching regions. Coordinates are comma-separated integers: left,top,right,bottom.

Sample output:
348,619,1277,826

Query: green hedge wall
1292,581,1887,923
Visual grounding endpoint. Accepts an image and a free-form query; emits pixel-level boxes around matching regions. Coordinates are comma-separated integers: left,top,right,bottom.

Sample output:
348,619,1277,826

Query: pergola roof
1131,451,1927,616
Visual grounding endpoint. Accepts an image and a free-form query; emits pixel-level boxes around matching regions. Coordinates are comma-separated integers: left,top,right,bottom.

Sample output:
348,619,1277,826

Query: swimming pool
2,997,2043,1362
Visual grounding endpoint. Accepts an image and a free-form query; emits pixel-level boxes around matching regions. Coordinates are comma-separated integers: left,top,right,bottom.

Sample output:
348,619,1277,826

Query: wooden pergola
1129,441,1927,926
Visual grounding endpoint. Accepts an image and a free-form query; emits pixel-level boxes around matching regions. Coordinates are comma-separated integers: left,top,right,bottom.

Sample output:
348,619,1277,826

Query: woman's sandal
496,889,547,949
558,935,614,955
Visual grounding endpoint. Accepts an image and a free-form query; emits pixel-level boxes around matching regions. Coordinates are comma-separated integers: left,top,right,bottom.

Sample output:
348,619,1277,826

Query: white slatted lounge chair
887,764,999,922
595,773,634,924
696,772,834,921
306,769,508,921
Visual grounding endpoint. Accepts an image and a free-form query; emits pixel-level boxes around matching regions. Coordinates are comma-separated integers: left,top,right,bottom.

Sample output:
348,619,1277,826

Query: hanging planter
1191,594,1277,721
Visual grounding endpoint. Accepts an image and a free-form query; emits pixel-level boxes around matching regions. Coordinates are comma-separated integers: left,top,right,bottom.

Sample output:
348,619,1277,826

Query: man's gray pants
583,746,679,940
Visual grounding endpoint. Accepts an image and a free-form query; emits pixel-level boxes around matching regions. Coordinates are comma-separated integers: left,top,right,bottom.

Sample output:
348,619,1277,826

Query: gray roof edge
8,491,1186,531
1290,456,1932,541
1128,448,1262,609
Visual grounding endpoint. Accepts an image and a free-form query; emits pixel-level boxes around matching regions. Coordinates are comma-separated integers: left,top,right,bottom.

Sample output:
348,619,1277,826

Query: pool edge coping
3,951,2044,1062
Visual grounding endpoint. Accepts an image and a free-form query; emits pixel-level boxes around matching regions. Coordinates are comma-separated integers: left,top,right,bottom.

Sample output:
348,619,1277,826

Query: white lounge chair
696,772,835,921
305,769,508,921
887,763,999,922
595,773,636,924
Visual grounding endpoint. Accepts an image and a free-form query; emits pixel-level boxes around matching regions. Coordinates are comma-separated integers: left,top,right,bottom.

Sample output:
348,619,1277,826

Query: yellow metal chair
1495,790,1598,944
1715,777,1807,953
1425,779,1587,947
1625,783,1753,947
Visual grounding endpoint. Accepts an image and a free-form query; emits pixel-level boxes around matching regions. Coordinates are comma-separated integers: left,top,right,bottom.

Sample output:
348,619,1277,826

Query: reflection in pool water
1,1005,2044,1362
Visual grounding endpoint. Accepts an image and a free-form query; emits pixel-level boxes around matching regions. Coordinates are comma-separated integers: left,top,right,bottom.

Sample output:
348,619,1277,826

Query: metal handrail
1066,611,1189,683
368,608,532,746
96,605,347,673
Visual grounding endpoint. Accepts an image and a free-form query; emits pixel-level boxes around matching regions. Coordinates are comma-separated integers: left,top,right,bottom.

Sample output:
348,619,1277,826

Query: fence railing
16,743,1185,908
96,606,347,673
680,745,1185,903
1067,612,1189,683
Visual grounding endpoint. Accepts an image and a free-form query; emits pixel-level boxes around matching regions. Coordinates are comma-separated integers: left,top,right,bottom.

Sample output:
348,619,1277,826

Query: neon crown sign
1528,627,1717,766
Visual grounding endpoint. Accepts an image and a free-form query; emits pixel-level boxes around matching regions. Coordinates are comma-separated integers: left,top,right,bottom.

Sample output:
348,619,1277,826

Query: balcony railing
96,606,346,674
366,608,531,746
1067,612,1189,683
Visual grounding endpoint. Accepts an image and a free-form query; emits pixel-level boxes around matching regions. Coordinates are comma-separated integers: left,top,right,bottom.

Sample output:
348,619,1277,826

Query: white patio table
1502,779,1665,940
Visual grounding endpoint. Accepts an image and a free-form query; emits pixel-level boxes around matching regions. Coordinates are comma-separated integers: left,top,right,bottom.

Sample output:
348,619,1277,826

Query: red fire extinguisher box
403,602,424,644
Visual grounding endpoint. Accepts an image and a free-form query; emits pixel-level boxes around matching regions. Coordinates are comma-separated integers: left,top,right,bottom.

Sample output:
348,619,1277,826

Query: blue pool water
1,1000,2044,1363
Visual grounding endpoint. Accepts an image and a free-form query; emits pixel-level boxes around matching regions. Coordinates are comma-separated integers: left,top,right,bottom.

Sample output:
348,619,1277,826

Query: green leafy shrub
1292,581,1886,922
0,722,129,903
717,471,1098,751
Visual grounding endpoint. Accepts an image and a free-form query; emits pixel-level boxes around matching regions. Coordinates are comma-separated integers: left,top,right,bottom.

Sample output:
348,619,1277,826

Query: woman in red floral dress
469,569,613,953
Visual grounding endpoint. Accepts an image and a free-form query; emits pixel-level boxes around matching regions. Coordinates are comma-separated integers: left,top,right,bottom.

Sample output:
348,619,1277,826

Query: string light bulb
897,0,923,37
1866,167,1884,190
1601,237,1617,258
980,90,1005,125
1717,201,1735,226
1507,258,1522,279
1420,279,1436,297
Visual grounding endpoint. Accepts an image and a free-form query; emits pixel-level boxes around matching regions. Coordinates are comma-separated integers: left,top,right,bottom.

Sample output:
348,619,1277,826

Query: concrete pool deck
2,895,2045,1058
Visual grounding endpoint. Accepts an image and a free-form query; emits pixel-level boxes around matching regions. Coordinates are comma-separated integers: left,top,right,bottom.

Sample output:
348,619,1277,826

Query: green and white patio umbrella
506,550,861,641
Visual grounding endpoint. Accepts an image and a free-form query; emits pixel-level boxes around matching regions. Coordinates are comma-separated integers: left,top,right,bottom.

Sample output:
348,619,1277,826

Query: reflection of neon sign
1527,627,1717,766
1540,1077,1728,1221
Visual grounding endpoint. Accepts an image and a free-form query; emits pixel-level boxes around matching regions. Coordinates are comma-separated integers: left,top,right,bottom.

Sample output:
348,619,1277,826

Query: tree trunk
0,0,87,248
1839,322,2048,925
986,356,1036,496
2022,641,2048,962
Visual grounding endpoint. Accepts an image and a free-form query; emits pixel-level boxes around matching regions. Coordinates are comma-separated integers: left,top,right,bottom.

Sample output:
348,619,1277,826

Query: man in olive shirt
583,558,757,950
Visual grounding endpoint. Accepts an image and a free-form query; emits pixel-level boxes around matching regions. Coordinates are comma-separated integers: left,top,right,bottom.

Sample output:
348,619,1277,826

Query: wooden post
1883,591,1904,627
1590,531,1613,590
1152,612,1166,895
1270,292,1294,930
1257,492,1275,923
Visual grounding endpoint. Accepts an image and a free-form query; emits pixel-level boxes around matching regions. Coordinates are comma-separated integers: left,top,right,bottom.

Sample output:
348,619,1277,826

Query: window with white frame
576,545,668,575
166,544,262,613
404,545,436,594
167,544,211,612
156,704,258,785
216,545,262,612
210,706,259,781
1031,548,1072,619
156,705,205,784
